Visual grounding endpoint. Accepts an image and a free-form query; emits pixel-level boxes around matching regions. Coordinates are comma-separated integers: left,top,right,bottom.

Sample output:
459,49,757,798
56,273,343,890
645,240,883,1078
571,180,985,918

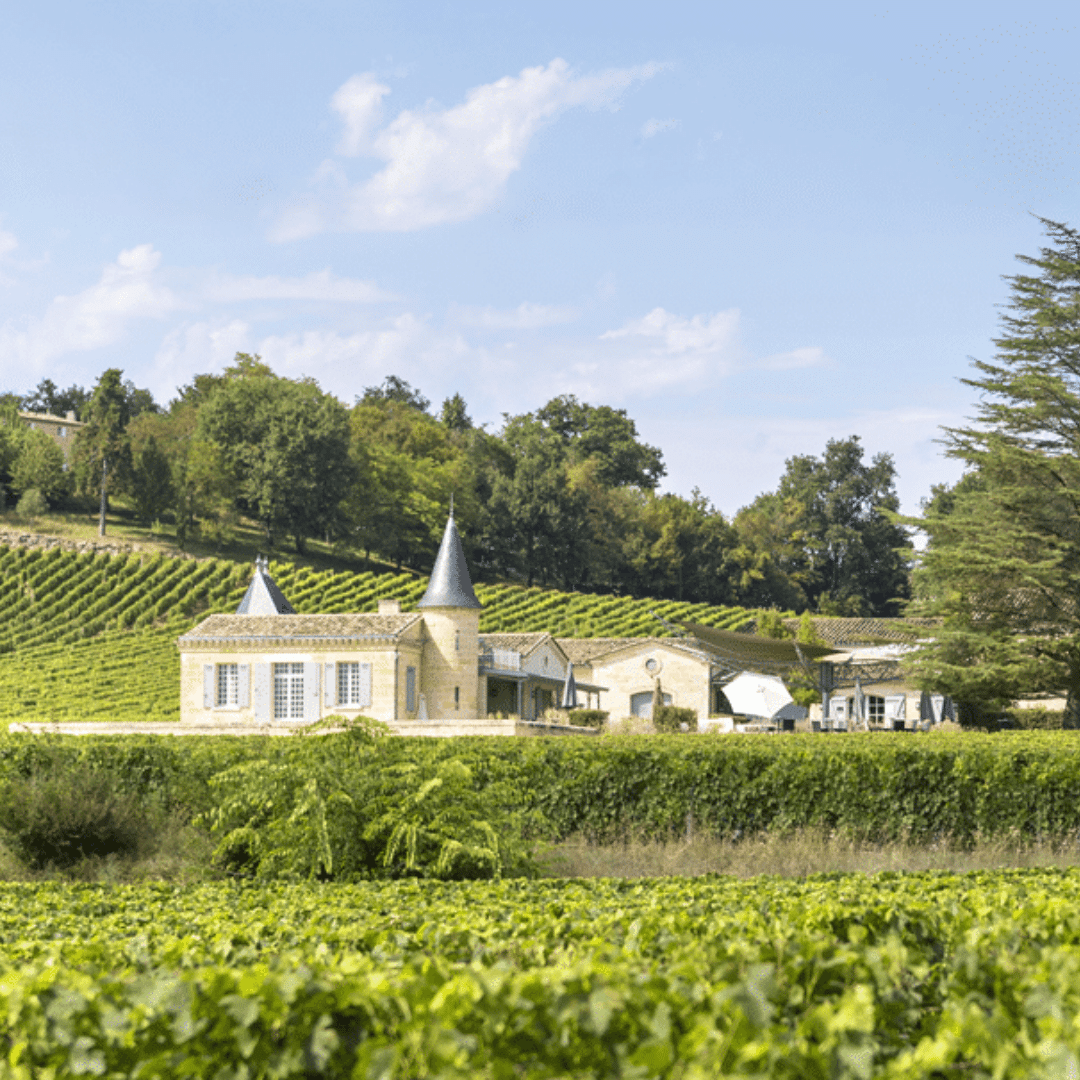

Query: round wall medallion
644,657,661,675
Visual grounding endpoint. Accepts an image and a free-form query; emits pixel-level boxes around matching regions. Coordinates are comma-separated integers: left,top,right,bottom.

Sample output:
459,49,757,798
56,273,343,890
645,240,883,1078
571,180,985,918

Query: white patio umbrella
722,672,793,719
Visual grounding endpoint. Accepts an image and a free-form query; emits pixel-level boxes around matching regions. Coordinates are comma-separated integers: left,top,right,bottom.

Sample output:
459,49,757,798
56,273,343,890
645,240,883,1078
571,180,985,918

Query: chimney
378,598,402,615
65,410,76,421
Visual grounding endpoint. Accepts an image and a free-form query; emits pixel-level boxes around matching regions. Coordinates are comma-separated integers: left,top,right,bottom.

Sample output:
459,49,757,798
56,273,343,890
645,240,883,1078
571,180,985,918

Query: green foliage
652,705,698,732
364,758,512,879
76,367,135,535
0,759,146,868
904,220,1080,725
756,609,793,639
199,732,535,882
568,708,608,728
9,871,1080,1076
11,427,67,504
1005,706,1064,730
15,487,48,519
196,354,355,551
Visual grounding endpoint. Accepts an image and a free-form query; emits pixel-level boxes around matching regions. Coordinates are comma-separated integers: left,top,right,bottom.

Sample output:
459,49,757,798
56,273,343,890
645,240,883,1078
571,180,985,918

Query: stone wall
0,529,196,560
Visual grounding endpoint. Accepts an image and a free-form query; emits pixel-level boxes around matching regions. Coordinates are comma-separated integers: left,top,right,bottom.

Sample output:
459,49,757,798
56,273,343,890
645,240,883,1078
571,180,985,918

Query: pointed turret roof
235,556,296,615
417,508,481,609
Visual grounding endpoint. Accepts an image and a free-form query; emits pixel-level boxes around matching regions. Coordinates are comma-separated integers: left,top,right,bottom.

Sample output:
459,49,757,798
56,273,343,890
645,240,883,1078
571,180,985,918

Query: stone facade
18,411,85,464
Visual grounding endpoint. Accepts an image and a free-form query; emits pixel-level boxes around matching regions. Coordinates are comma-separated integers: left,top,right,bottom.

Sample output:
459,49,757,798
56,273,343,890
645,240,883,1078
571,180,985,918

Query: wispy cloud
757,346,828,370
601,306,740,359
0,227,16,259
0,245,180,370
641,117,679,138
272,58,662,239
203,269,398,304
449,301,579,330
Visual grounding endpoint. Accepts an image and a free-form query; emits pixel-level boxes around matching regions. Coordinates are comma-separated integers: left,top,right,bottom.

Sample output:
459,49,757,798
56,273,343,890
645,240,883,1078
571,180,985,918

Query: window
58,426,66,438
867,696,885,723
454,686,460,709
337,662,371,707
406,666,417,712
216,663,238,706
274,662,304,719
455,630,460,651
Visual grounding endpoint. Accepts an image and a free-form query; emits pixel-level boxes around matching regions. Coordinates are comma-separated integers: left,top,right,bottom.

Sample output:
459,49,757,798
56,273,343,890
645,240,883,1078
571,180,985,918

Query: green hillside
0,544,762,723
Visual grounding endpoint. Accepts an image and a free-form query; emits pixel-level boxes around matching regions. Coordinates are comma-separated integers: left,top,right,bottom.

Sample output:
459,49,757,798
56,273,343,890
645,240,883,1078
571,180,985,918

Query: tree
21,378,90,419
905,218,1080,726
359,376,431,413
78,369,132,536
196,356,355,552
740,436,912,616
11,428,67,506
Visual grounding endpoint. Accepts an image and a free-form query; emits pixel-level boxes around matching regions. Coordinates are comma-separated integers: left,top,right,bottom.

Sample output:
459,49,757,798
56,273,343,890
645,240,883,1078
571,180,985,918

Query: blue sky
2,0,1078,518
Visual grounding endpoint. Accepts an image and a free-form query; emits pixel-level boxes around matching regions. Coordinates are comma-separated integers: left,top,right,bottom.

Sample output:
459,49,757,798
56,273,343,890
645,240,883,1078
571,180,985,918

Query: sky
2,0,1079,519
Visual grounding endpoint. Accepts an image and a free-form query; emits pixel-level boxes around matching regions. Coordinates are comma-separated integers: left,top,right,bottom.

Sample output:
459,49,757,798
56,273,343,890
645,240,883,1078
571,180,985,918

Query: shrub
1005,706,1064,730
15,488,49,519
653,706,698,733
568,709,608,729
0,764,147,869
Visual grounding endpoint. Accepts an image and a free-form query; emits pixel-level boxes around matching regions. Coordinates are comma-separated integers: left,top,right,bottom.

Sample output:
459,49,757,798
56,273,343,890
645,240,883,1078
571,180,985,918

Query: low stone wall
0,529,196,560
515,720,601,737
7,718,599,738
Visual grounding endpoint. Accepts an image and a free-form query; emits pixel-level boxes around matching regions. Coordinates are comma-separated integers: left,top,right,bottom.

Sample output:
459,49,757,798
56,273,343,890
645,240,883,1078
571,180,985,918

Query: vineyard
0,543,763,723
4,869,1080,1076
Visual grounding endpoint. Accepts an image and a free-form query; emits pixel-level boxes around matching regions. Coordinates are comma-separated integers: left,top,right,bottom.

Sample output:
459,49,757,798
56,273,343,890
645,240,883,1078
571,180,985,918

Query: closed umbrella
854,676,866,729
560,665,579,709
651,676,664,719
722,672,793,719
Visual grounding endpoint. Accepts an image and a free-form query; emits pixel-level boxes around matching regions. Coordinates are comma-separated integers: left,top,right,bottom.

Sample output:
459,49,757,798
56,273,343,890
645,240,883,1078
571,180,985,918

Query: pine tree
907,218,1080,726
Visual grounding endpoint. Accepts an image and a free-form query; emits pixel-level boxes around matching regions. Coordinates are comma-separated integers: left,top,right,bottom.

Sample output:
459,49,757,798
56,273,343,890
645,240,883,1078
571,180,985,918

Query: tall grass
540,828,1080,879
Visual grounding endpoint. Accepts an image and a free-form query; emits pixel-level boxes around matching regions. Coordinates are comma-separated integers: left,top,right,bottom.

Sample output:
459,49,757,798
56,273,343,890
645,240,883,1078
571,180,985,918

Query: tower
417,507,481,718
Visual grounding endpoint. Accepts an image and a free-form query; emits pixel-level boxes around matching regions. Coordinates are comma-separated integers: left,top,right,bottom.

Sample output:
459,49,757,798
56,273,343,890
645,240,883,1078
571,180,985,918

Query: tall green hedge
4,730,1080,846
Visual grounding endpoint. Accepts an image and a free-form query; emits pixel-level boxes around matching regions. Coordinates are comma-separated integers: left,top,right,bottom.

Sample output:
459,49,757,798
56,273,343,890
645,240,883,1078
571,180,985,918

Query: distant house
176,509,950,730
17,410,84,464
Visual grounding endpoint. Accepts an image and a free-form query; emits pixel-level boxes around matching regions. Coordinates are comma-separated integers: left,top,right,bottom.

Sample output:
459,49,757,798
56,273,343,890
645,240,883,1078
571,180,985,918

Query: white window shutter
238,665,251,708
885,695,905,719
252,665,271,723
304,661,321,721
203,665,214,709
360,663,372,709
325,662,336,707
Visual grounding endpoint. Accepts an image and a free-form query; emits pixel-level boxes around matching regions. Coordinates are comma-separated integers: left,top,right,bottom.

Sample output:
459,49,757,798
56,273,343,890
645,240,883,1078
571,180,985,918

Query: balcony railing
480,648,521,671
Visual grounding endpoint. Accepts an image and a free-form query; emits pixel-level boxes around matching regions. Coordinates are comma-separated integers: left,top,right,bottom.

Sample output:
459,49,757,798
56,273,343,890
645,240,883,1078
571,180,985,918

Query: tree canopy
905,218,1080,724
737,436,912,616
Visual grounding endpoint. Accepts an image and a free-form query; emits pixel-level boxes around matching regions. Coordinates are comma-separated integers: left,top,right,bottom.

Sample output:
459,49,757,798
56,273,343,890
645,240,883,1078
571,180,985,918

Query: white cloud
0,227,16,259
331,73,392,156
757,346,828,370
601,306,740,357
204,269,398,304
252,316,472,398
641,117,679,138
450,301,579,330
272,58,662,239
151,319,252,400
0,244,180,370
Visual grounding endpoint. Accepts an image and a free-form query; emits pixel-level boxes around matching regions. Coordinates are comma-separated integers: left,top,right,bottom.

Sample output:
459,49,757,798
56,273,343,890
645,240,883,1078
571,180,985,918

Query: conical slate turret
236,555,296,615
417,511,481,609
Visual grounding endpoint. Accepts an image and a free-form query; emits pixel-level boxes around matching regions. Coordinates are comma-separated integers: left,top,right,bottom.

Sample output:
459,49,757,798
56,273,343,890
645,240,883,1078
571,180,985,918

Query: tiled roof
178,613,422,646
775,616,941,646
480,632,555,656
556,636,708,665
